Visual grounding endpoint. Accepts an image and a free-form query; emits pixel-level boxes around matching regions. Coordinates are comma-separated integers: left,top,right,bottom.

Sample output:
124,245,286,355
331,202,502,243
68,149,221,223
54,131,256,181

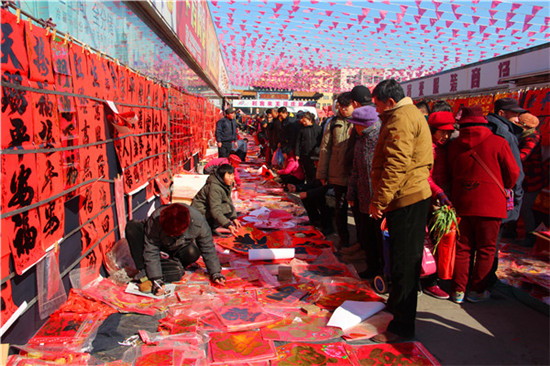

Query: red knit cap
458,106,487,124
159,204,190,236
428,111,455,131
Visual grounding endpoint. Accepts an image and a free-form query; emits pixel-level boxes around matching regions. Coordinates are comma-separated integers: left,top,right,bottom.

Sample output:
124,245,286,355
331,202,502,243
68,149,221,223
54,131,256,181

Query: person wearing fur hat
344,105,383,277
192,164,241,236
126,202,226,296
204,153,242,187
447,106,519,303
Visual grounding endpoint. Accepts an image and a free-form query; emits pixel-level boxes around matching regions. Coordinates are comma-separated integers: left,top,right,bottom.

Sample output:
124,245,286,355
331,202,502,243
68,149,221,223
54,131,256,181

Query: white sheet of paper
327,301,386,330
248,248,295,261
125,282,176,299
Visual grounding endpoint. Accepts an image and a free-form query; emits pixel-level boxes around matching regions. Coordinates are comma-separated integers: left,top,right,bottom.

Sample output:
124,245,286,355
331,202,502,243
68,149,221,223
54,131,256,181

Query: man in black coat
215,108,238,158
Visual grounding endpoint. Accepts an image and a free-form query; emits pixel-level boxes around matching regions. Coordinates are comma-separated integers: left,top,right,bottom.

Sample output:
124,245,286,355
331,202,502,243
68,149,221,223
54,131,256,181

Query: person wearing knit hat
448,105,519,303
126,203,226,296
422,110,457,301
343,105,384,278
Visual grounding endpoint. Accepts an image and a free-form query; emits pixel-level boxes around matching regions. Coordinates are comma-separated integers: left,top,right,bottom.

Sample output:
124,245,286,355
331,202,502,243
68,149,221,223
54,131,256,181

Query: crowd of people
126,78,547,343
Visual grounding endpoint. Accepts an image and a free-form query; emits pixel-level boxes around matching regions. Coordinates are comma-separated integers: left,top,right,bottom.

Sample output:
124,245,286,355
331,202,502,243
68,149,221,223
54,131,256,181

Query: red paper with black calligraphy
1,153,38,213
36,150,62,202
1,69,33,150
3,207,44,275
87,52,104,98
293,263,357,283
30,81,59,148
214,299,279,332
209,331,276,364
346,342,441,366
100,57,115,101
69,42,88,100
523,87,550,118
1,9,29,74
25,22,54,83
80,239,102,287
38,197,64,250
272,343,353,365
79,184,97,227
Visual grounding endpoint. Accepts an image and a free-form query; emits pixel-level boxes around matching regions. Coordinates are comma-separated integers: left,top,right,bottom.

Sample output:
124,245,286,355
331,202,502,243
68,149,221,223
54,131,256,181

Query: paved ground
336,209,550,365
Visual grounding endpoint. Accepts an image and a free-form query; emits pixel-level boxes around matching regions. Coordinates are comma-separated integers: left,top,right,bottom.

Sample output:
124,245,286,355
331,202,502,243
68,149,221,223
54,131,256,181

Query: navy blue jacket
215,117,237,143
487,113,524,223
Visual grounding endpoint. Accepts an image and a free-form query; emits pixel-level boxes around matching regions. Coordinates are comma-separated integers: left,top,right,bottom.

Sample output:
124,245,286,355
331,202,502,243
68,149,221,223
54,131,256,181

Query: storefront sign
233,100,307,108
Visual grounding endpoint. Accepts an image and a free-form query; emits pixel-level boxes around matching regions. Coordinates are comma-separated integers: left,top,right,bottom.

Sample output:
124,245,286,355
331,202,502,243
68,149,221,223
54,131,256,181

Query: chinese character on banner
450,74,458,92
1,153,38,213
25,22,54,83
3,208,43,275
99,231,117,271
87,52,105,98
419,81,424,97
69,42,89,108
1,69,33,150
498,60,510,84
1,9,29,74
38,197,64,250
80,224,102,285
471,68,481,89
433,77,440,94
30,81,59,149
36,151,63,201
406,85,412,97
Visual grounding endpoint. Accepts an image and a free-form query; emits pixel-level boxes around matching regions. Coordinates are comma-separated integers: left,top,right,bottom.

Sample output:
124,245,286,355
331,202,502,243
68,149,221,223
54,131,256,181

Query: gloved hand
211,273,226,286
437,192,452,207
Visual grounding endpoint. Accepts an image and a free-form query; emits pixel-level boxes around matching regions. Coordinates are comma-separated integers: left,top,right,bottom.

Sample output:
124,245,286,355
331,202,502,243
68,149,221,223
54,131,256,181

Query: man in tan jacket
369,79,433,343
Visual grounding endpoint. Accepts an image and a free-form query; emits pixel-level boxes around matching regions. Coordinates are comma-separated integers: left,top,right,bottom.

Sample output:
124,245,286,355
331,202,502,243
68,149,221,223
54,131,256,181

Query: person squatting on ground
203,153,242,187
447,106,519,303
192,164,242,236
275,146,305,188
295,111,322,184
316,92,355,250
126,203,226,296
344,104,383,277
369,79,433,343
215,107,238,158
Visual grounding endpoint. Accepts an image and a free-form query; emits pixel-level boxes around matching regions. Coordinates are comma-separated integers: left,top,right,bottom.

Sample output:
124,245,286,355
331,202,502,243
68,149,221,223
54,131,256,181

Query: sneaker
451,291,465,304
424,285,450,300
466,290,491,303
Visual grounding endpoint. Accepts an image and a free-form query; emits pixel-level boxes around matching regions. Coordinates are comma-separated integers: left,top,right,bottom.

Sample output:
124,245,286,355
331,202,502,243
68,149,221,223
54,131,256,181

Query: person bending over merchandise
192,164,242,236
126,203,226,296
203,153,242,187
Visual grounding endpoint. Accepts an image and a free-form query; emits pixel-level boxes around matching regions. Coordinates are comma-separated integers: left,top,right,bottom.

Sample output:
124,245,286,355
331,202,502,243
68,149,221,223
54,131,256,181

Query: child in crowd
192,164,242,236
275,146,305,188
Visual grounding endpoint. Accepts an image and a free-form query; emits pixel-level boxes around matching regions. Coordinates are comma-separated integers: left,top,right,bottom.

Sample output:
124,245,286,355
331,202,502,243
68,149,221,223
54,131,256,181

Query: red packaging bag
436,222,457,280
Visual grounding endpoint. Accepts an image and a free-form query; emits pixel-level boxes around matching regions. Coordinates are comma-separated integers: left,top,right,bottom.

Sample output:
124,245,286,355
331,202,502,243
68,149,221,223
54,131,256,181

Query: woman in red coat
447,106,519,303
